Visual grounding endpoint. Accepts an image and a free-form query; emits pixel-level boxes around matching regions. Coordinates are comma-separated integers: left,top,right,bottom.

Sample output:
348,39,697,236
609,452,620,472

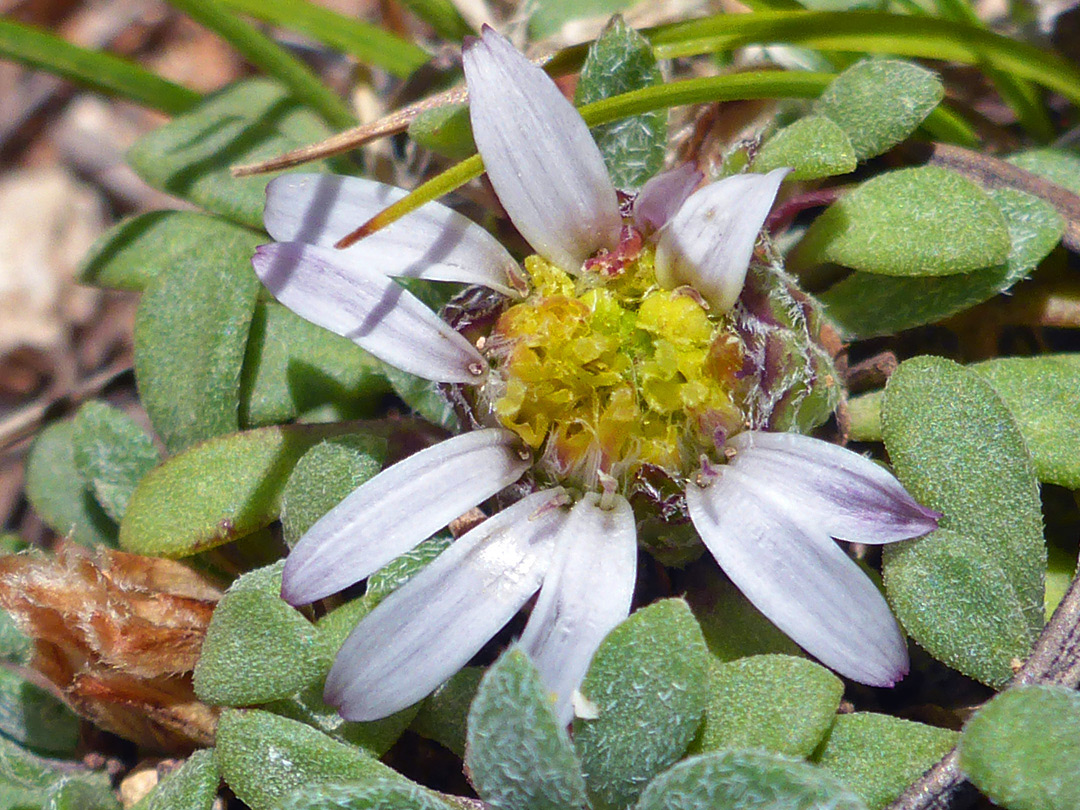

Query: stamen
598,472,618,511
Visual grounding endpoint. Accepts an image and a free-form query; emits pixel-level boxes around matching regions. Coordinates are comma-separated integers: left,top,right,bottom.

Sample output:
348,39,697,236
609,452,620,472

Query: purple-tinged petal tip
687,461,910,687
728,431,941,544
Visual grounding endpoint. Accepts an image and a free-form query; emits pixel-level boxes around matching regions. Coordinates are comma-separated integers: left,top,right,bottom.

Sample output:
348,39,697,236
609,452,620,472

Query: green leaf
575,16,665,190
79,211,262,293
974,355,1080,490
127,79,334,228
1007,147,1080,194
281,437,385,548
635,750,867,810
959,685,1080,810
528,0,636,39
131,750,220,810
0,735,116,810
753,115,857,180
134,243,260,454
43,776,120,810
886,526,1038,688
272,777,455,810
822,188,1064,337
815,713,957,810
813,59,943,160
574,599,709,810
241,303,392,428
688,575,801,662
466,649,587,810
794,166,1011,276
0,19,199,115
194,563,330,706
0,668,79,756
407,104,476,162
24,421,117,547
72,402,160,523
693,655,843,758
120,423,355,557
215,710,404,810
846,390,883,443
0,610,31,666
411,666,483,758
882,357,1045,684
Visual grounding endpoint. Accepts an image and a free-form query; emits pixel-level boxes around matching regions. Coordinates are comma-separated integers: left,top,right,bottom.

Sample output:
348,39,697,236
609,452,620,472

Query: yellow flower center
480,245,749,492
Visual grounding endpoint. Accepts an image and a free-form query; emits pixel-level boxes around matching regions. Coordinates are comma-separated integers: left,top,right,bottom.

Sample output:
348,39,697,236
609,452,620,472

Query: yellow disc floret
480,245,748,491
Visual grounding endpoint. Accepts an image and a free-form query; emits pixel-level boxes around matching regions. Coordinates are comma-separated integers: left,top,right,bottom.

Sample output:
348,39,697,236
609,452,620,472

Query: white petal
728,431,941,544
519,493,637,725
687,465,909,686
325,489,569,721
253,242,486,383
655,168,789,311
633,163,703,232
463,27,621,273
264,173,520,296
282,429,530,605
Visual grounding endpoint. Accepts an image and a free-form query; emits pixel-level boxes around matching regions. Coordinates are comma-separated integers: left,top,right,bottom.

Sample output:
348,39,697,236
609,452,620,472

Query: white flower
253,26,939,725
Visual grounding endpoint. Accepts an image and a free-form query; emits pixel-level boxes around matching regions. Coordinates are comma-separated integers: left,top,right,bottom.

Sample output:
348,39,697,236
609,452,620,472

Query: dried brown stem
230,85,468,177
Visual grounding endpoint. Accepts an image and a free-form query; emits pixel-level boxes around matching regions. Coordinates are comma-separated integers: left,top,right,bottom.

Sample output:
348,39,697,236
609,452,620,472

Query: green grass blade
217,0,429,78
0,19,200,114
167,0,356,128
399,0,475,41
647,12,1080,108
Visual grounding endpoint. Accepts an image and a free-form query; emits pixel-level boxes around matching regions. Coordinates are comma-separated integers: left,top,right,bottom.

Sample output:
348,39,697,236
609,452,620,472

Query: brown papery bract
0,543,222,751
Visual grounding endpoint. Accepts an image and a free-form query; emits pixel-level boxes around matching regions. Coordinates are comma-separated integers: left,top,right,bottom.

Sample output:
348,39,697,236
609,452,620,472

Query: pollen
479,244,749,491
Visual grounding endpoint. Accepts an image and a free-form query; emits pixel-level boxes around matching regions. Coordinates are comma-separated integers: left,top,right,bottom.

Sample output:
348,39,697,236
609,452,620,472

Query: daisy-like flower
252,27,940,725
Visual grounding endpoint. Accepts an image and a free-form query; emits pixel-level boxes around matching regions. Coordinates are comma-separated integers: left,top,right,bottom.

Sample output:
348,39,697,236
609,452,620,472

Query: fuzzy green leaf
280,437,386,549
813,59,943,160
466,649,587,810
974,354,1080,490
79,211,262,292
411,666,483,758
959,685,1080,810
822,188,1063,337
815,713,957,810
795,166,1011,276
127,78,334,228
883,357,1045,684
241,303,393,428
194,563,329,706
693,655,843,758
272,777,456,810
635,750,867,810
574,599,709,810
131,750,219,810
215,710,404,810
575,16,665,190
72,401,160,523
121,423,355,557
25,420,117,547
407,104,476,161
134,243,260,454
0,668,79,756
0,735,116,810
754,115,857,180
688,576,801,662
1007,147,1080,194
